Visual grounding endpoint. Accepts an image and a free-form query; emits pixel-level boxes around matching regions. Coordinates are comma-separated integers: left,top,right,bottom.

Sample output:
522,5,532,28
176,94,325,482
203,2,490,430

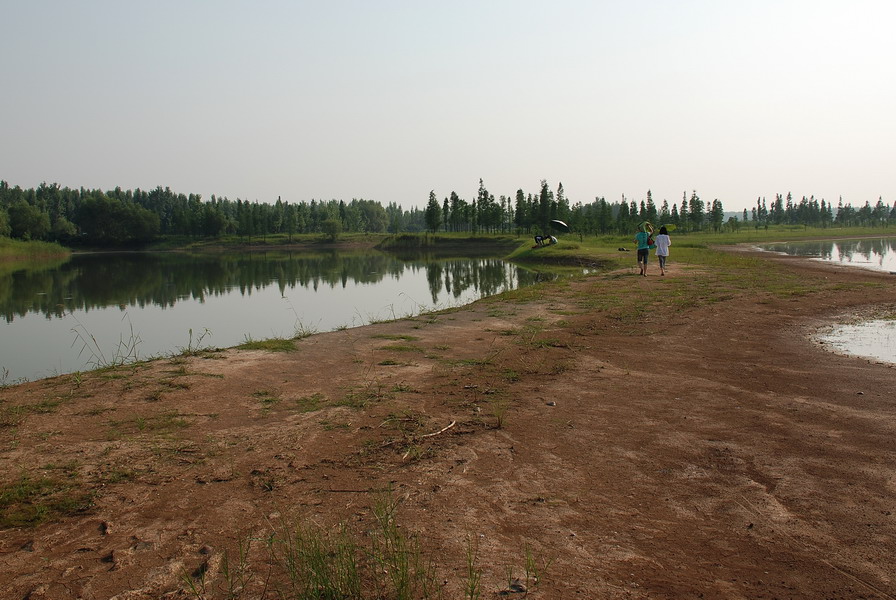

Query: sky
2,1,893,213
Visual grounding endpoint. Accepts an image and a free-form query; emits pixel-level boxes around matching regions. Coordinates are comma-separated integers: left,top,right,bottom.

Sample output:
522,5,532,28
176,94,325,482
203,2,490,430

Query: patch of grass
144,389,164,402
27,398,64,414
253,390,281,409
381,411,426,434
502,369,521,383
237,337,296,352
339,380,393,408
176,328,217,357
177,481,553,598
78,405,116,416
163,380,191,390
526,337,567,349
108,410,190,436
379,343,426,353
0,404,27,428
99,468,137,484
0,473,94,528
446,357,494,368
294,393,326,412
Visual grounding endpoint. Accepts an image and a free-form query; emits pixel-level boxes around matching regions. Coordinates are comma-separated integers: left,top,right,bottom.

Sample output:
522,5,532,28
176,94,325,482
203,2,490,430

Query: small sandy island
2,245,895,599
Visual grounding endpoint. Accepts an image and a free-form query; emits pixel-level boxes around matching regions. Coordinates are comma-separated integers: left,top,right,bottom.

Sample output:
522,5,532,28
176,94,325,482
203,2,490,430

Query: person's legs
658,255,666,275
637,249,648,275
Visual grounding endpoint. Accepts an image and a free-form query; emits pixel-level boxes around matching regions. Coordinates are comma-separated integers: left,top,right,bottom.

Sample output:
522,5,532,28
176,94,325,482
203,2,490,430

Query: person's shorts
637,249,649,262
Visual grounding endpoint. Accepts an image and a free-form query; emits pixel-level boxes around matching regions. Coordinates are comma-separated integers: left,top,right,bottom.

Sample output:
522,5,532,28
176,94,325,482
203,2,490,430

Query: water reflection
0,250,549,381
762,237,896,273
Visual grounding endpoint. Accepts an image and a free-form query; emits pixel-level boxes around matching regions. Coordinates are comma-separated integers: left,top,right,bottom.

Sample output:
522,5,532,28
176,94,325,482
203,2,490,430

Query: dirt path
2,247,896,599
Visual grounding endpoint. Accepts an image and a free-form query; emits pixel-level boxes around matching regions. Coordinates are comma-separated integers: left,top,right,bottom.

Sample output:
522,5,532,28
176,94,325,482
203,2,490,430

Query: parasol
549,219,570,232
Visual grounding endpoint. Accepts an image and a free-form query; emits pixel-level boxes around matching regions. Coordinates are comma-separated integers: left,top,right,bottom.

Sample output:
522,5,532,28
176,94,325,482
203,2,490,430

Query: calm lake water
1,249,548,382
761,236,896,273
763,237,896,365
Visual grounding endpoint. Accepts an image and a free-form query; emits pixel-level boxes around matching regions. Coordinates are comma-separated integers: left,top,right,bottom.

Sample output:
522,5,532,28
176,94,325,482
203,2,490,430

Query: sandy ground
2,245,896,599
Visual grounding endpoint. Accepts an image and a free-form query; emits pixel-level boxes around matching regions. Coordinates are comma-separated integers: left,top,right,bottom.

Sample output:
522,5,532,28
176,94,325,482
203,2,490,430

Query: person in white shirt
654,226,672,276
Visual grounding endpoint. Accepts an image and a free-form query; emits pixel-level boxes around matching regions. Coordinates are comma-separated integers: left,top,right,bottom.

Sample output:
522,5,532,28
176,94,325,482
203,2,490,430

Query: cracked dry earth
2,246,896,599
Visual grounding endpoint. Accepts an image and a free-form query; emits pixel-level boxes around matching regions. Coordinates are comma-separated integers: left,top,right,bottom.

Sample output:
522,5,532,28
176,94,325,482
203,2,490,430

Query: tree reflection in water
0,250,551,323
0,249,555,381
762,237,896,273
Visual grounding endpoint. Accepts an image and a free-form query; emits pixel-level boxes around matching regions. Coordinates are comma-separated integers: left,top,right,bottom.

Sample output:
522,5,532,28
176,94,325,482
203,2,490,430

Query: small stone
546,401,557,406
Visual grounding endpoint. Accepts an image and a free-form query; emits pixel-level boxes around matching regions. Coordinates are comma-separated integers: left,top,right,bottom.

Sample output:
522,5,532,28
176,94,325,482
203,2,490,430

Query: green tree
77,193,159,245
355,199,388,232
424,190,442,233
0,207,10,237
679,193,689,231
8,200,51,240
537,180,551,232
688,191,705,231
710,199,725,232
321,218,342,241
645,190,658,224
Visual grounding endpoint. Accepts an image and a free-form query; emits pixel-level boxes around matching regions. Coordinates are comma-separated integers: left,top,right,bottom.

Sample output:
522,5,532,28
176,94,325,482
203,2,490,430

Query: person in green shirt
634,227,652,276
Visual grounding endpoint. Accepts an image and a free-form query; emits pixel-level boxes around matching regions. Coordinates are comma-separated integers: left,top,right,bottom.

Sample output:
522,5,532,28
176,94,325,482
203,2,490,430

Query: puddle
760,237,896,274
815,319,896,365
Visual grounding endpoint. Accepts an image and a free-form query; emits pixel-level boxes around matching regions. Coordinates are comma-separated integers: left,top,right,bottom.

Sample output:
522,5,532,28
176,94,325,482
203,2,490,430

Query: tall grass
0,237,70,260
178,488,557,599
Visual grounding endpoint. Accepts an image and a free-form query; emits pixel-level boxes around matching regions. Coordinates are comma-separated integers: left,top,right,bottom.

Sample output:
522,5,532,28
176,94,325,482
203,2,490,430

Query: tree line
1,179,893,246
745,193,895,229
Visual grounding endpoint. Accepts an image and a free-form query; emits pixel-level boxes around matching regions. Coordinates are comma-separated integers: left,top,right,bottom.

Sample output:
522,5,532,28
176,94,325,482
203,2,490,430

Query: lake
1,249,549,383
760,236,896,273
761,236,896,365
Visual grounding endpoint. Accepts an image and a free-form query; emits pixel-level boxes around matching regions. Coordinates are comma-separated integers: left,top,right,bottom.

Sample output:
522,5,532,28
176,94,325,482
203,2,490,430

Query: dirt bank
2,246,895,599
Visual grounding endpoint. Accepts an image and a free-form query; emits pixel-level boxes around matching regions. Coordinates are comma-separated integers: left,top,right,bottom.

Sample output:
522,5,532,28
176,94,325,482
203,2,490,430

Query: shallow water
765,237,896,363
816,319,896,365
761,237,896,274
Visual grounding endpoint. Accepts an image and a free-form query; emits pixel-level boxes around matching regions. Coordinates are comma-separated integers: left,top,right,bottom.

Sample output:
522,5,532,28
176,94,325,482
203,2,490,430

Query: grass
253,389,281,411
0,473,94,528
339,382,393,408
294,392,327,412
370,334,420,341
378,343,426,353
180,488,541,600
237,336,297,352
0,237,70,261
107,410,190,437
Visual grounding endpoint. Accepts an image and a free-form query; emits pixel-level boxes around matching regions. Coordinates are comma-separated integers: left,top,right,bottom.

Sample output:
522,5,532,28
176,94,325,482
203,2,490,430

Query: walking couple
634,225,671,276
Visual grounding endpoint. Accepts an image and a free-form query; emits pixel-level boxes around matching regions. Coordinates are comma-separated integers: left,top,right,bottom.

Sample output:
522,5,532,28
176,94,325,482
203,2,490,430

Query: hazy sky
2,1,893,212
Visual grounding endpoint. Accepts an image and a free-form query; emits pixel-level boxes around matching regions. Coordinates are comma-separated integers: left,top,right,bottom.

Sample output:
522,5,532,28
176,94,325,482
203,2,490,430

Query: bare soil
2,246,896,599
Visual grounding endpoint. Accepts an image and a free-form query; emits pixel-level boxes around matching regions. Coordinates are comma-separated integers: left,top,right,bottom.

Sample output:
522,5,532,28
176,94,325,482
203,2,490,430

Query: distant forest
0,179,893,247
